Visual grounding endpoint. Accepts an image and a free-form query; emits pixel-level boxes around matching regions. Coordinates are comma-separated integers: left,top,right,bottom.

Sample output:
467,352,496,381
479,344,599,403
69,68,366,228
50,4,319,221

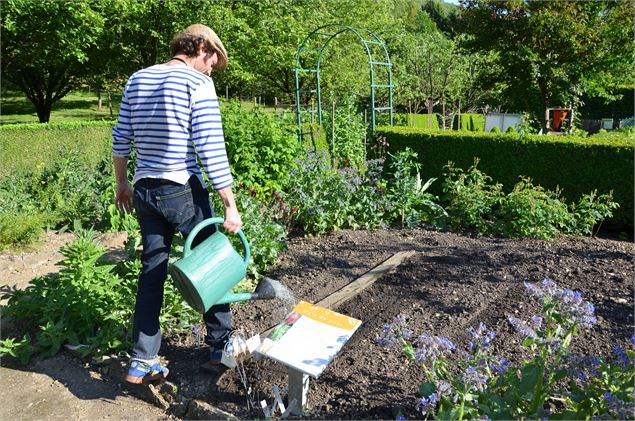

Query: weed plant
377,279,635,420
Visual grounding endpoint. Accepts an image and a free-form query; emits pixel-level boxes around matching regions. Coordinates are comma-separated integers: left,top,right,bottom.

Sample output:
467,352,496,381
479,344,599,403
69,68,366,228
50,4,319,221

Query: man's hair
170,24,228,71
170,35,209,58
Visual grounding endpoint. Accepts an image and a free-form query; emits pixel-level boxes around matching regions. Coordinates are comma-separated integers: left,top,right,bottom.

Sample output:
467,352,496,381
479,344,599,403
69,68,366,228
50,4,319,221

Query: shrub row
375,127,634,226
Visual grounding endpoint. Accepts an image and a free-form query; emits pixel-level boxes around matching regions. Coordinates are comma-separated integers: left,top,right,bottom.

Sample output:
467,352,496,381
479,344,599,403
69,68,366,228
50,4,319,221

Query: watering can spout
214,277,278,305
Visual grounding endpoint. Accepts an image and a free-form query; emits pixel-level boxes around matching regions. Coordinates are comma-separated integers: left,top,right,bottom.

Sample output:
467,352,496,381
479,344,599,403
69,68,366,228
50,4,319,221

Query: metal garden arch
294,24,393,141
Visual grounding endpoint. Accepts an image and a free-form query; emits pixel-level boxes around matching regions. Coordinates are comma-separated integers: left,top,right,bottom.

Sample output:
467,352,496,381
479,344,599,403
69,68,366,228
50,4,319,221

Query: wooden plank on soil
315,250,416,311
259,250,416,339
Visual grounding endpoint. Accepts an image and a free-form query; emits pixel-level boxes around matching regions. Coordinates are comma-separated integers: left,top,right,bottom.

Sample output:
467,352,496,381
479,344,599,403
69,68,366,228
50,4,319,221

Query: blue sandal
125,359,169,384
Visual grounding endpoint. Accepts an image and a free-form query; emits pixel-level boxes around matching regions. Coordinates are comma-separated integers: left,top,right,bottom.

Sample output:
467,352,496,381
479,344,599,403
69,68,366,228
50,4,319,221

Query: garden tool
170,217,277,313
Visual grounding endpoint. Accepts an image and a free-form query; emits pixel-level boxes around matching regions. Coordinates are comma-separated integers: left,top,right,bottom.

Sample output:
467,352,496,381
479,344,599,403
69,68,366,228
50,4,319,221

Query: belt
134,178,182,189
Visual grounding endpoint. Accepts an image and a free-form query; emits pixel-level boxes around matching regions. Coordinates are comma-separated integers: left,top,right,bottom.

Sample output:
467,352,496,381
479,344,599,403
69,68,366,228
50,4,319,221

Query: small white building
484,112,522,132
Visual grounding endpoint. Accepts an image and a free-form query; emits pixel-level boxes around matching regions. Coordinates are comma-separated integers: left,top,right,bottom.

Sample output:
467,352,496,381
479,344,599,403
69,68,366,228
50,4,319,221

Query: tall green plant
221,101,301,197
324,100,366,168
385,148,446,228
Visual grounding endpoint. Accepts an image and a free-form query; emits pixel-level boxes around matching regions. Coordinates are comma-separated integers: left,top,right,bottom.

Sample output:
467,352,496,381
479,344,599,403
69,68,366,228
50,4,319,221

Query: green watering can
170,217,276,314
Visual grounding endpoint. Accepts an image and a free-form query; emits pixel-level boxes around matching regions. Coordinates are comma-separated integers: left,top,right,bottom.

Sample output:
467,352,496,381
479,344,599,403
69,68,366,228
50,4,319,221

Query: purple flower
613,346,630,367
490,358,509,374
414,334,455,363
603,392,635,419
464,365,489,392
529,315,543,330
415,393,439,416
467,322,496,353
375,314,413,347
508,316,538,339
435,380,453,396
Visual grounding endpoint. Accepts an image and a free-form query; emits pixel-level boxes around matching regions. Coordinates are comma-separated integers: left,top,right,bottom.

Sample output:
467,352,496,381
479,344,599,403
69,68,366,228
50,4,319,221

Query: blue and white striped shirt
112,64,233,190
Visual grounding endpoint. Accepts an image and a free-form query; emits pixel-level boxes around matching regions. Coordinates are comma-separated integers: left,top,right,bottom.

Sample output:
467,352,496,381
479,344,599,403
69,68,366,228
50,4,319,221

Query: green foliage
505,126,516,133
324,101,366,168
211,186,288,278
221,101,301,197
0,230,199,363
285,149,390,234
376,126,634,226
394,113,441,130
1,0,105,122
0,212,47,250
385,148,446,228
459,1,634,125
442,162,618,239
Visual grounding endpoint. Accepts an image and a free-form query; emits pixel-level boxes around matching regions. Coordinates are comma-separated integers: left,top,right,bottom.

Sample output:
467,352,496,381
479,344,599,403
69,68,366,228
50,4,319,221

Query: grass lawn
0,89,286,125
1,89,121,125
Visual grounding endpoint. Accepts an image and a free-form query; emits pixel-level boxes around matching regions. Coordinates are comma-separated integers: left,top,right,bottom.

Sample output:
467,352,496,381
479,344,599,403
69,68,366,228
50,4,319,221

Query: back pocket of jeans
157,187,195,226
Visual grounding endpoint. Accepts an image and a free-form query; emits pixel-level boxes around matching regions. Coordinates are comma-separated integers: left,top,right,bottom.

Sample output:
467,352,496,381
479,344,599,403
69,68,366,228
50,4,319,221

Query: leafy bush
221,101,301,197
376,279,634,420
443,161,618,239
285,148,445,234
285,148,390,234
211,185,288,278
0,230,199,363
376,126,634,226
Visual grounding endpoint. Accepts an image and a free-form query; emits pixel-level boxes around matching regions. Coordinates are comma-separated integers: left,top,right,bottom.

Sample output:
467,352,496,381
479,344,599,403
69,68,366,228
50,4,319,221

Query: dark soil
160,228,634,419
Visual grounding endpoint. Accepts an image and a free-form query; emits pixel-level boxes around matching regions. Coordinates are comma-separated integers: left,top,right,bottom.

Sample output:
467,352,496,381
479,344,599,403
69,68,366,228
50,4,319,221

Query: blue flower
464,365,489,392
415,393,439,415
508,316,538,339
613,346,630,367
414,334,455,363
467,322,496,353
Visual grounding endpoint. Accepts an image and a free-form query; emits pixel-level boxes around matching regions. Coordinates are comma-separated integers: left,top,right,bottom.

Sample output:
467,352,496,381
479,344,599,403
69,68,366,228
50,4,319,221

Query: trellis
294,24,393,141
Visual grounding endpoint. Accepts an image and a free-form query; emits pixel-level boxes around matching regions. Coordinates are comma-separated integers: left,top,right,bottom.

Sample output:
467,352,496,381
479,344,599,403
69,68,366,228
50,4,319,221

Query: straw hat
181,24,228,71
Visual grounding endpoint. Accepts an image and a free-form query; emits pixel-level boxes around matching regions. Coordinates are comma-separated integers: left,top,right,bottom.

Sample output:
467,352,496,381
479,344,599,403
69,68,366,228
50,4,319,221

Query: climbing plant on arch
294,24,393,142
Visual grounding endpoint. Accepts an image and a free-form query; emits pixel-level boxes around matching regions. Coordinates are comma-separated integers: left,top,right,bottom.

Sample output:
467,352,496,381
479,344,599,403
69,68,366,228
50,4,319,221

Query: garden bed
160,228,634,419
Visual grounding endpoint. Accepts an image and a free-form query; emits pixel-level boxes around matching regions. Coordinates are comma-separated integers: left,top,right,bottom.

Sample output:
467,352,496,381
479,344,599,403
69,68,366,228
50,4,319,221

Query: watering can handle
183,217,250,265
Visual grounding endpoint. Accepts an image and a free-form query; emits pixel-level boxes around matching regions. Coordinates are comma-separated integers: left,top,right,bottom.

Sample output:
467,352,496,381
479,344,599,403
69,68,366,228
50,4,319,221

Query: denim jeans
131,175,231,360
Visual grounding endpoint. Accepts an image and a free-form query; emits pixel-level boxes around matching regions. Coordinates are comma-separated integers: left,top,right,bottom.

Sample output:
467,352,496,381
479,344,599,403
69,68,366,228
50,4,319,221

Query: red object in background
552,109,568,131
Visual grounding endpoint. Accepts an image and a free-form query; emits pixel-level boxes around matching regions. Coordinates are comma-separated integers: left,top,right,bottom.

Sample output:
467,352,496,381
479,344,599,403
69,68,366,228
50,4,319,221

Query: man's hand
222,205,243,234
115,182,134,213
216,186,243,233
113,156,133,213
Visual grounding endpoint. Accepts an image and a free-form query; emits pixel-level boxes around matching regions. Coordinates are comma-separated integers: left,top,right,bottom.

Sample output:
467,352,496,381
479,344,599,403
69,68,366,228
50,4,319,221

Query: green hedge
395,113,441,130
0,122,114,178
376,127,634,226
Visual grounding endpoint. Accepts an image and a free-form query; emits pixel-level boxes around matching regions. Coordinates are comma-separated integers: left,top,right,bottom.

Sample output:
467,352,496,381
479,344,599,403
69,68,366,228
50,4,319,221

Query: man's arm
113,156,133,213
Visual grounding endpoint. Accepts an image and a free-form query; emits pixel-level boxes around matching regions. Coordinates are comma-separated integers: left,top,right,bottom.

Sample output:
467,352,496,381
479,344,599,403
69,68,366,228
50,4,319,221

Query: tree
1,0,104,122
458,0,635,127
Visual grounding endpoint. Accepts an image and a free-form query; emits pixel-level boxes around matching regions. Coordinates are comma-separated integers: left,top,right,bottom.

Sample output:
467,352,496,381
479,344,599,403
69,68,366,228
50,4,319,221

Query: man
112,24,241,384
